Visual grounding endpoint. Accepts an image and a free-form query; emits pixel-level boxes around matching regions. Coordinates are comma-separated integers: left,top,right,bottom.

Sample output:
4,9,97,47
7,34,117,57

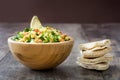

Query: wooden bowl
8,37,74,70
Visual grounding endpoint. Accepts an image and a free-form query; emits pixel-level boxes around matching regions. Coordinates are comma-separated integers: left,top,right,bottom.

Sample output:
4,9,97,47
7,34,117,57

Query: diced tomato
34,29,39,32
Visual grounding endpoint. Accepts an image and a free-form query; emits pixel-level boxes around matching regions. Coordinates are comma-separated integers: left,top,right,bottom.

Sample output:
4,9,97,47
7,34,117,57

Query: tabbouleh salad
12,26,70,43
12,16,71,43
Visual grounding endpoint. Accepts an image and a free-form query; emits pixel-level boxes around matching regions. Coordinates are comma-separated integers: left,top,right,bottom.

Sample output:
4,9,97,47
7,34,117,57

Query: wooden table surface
0,23,120,80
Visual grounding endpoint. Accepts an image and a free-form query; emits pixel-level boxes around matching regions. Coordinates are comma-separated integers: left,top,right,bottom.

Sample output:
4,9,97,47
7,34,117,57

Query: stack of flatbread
76,39,113,70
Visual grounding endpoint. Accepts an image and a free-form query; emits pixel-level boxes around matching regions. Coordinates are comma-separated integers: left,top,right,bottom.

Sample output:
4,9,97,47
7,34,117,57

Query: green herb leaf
24,28,30,32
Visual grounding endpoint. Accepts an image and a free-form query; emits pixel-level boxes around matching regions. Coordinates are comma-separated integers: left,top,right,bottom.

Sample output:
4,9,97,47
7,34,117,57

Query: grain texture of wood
8,36,74,70
1,23,120,80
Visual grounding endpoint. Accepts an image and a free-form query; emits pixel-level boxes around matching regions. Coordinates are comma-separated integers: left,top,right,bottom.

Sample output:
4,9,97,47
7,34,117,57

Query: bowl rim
8,36,74,45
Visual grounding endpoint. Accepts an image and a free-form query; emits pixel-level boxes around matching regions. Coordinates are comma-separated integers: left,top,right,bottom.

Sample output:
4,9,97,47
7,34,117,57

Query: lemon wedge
30,16,43,29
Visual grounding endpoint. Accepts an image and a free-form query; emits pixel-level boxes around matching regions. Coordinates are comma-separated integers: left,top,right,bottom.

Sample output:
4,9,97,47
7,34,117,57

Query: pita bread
79,39,111,58
81,47,111,58
79,39,111,50
76,62,109,70
77,54,113,64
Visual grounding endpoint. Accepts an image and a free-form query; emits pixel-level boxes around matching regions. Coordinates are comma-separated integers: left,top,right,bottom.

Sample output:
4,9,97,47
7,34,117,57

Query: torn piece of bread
80,39,111,50
76,62,109,70
81,47,111,58
77,54,113,64
79,39,112,58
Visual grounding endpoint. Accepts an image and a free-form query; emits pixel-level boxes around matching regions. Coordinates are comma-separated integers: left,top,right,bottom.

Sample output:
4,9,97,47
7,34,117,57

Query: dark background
0,0,120,23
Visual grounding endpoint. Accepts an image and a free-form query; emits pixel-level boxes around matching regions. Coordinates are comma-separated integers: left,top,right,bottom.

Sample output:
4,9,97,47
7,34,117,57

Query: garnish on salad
12,16,70,43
